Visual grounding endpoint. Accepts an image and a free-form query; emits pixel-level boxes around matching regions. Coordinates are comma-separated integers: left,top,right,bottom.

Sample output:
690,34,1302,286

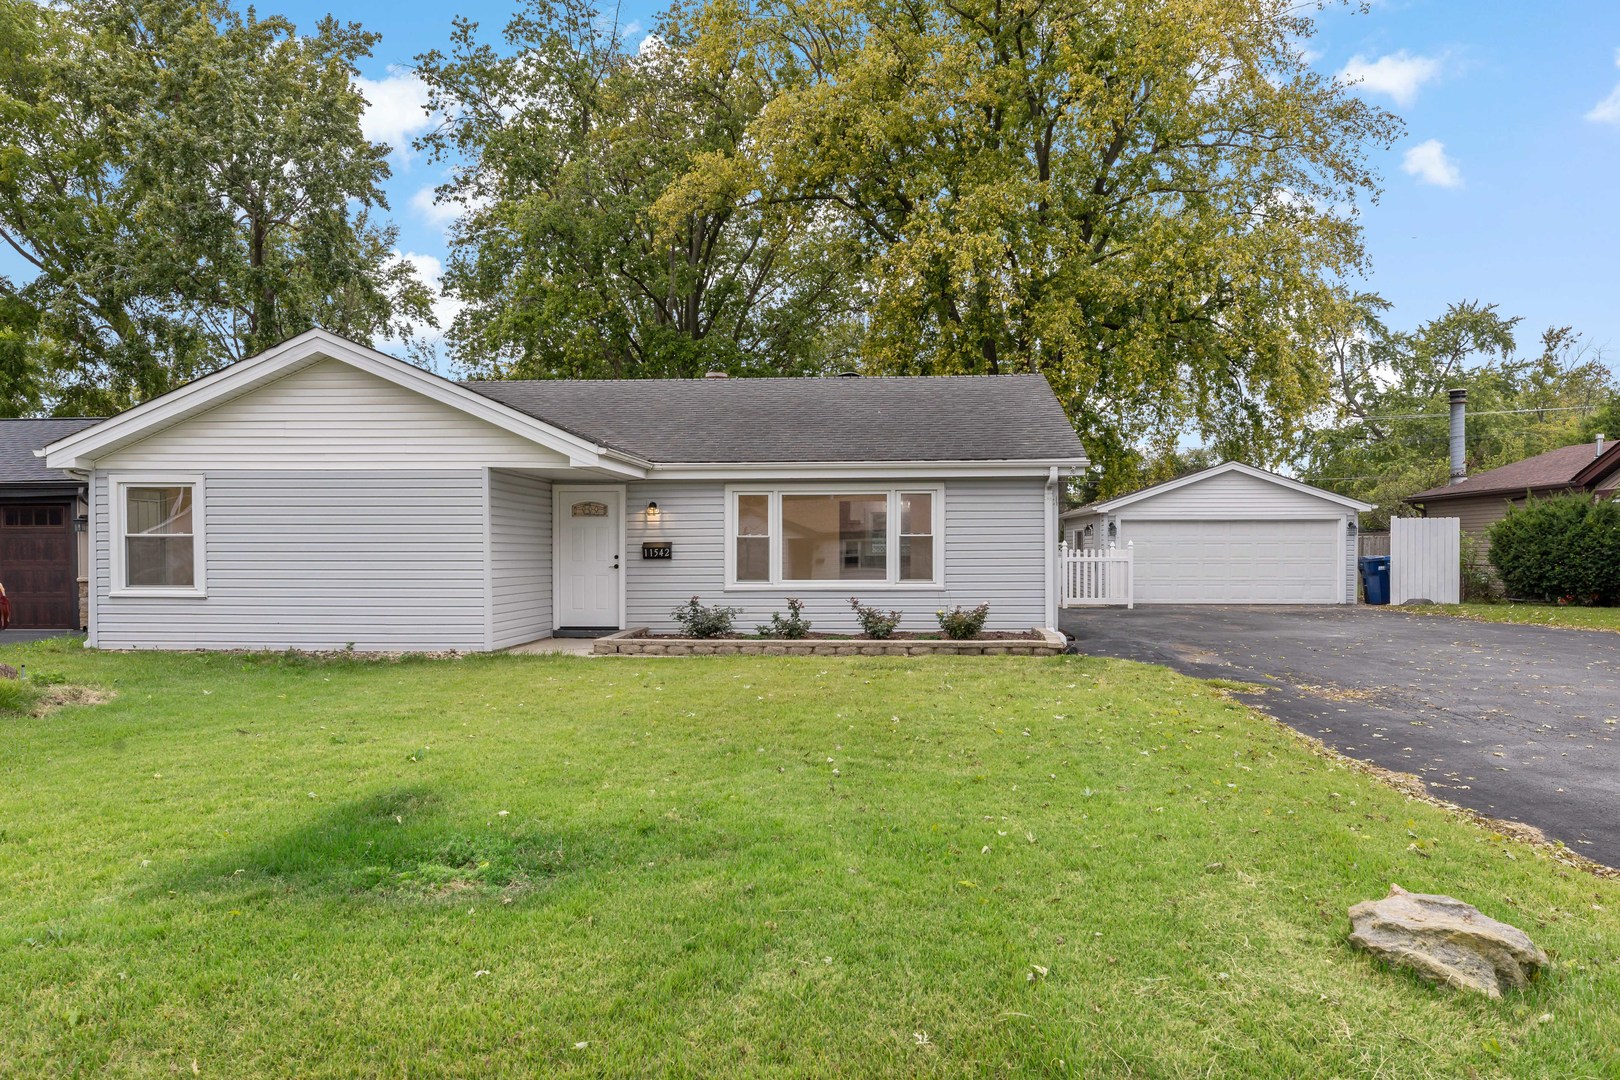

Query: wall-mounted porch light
646,500,660,519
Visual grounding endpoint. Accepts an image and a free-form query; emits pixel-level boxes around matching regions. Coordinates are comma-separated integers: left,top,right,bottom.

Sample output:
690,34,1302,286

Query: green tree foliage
669,0,1398,492
0,0,431,414
1488,495,1620,605
414,0,862,379
1301,299,1618,528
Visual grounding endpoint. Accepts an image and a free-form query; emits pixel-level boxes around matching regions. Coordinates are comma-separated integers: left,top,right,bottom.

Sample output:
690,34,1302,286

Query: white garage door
1127,519,1342,604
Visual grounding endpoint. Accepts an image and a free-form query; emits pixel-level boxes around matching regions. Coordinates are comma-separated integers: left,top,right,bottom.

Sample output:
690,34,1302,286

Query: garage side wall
622,477,1048,632
91,471,489,651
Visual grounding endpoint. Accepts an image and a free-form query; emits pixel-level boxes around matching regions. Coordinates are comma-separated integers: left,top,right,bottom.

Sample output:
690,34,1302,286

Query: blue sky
12,0,1620,375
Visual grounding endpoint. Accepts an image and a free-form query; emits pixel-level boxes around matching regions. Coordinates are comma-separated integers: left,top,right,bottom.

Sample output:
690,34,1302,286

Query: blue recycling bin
1359,555,1390,605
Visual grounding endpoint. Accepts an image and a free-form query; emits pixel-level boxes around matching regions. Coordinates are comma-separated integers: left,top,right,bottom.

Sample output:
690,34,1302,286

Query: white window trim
108,474,207,598
723,484,944,590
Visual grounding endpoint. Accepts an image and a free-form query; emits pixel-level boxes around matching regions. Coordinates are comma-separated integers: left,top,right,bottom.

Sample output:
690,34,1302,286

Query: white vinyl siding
94,359,573,471
625,477,1046,632
91,471,488,651
488,470,553,648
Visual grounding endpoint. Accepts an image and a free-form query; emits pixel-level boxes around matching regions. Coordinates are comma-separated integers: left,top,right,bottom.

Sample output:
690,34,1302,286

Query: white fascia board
1085,461,1374,515
41,329,650,476
648,457,1089,481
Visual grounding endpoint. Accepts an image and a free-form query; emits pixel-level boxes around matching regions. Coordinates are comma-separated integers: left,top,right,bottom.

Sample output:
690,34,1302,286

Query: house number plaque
641,542,673,559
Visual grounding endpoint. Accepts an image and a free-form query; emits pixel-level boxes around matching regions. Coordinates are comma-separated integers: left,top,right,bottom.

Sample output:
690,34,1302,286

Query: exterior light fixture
1106,520,1117,543
646,501,660,519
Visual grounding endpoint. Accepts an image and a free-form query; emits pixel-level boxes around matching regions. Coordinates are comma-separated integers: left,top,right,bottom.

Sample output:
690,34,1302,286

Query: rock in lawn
1348,884,1547,998
0,663,16,680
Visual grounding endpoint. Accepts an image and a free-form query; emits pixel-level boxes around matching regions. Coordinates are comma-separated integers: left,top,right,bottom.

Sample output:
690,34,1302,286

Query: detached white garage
1060,462,1373,605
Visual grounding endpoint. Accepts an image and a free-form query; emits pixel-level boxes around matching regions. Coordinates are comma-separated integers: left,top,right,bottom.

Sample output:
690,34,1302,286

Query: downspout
1044,466,1059,631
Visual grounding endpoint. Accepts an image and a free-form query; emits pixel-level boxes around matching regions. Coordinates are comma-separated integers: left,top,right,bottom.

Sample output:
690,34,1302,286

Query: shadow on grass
158,787,621,905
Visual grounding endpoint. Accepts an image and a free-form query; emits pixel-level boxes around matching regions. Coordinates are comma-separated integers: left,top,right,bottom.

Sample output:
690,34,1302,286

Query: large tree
667,0,1398,492
415,0,861,380
1301,299,1618,528
0,0,431,415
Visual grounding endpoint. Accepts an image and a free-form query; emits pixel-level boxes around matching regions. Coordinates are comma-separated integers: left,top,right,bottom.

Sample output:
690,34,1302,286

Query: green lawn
1404,602,1620,634
4,640,1620,1077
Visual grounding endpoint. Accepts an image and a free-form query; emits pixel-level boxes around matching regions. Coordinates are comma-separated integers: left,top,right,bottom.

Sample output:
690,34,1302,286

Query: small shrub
1458,534,1498,603
757,598,812,639
848,598,902,639
1488,495,1620,604
672,596,742,638
936,603,990,639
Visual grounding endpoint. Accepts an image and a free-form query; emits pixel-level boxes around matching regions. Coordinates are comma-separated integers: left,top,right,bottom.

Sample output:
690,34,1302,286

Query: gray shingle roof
461,374,1084,463
0,418,102,485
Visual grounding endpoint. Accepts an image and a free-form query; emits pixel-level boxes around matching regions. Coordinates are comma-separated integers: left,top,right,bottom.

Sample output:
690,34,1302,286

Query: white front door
555,487,623,628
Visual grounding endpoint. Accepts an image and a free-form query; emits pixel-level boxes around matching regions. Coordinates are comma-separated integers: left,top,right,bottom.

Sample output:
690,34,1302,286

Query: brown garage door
0,503,78,629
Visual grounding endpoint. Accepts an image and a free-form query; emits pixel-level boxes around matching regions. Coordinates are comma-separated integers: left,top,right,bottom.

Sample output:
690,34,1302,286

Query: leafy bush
936,603,991,639
1488,495,1620,605
671,596,743,638
757,598,812,639
1458,534,1498,603
847,598,902,639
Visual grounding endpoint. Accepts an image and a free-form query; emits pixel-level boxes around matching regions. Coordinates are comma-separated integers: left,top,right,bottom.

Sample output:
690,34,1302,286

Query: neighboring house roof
0,418,102,484
1407,441,1620,503
1060,461,1373,519
462,374,1084,464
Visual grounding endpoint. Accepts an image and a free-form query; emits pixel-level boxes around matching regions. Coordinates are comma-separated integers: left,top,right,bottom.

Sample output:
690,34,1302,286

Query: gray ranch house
41,330,1087,651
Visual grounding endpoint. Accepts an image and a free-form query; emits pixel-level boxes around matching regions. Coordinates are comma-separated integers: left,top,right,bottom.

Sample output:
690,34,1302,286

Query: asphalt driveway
1061,606,1620,867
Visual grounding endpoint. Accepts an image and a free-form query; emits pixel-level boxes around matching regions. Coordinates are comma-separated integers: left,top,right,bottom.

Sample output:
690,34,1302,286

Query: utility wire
1355,403,1604,422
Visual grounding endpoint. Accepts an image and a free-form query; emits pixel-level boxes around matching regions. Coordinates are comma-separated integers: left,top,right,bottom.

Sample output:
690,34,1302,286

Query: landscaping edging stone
593,627,1068,657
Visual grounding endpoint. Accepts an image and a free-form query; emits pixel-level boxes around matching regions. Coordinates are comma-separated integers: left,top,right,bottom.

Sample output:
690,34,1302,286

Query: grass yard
1405,602,1620,634
3,641,1620,1077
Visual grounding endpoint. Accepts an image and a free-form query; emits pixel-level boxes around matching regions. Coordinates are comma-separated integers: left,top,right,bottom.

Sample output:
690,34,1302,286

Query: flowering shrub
935,603,990,639
671,596,742,637
757,598,813,639
848,597,902,639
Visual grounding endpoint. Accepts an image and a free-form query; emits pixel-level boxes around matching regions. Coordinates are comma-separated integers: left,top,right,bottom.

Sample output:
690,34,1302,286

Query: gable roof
1408,441,1620,503
1061,461,1373,518
39,330,1087,472
0,418,103,484
462,374,1085,464
41,330,650,476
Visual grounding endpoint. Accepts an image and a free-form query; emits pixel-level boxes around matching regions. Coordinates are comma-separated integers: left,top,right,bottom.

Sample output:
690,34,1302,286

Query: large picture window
112,478,205,595
727,487,941,588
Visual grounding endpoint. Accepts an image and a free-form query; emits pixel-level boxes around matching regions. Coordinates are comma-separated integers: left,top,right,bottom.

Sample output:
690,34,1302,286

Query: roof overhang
1064,461,1374,518
39,330,650,478
650,457,1088,481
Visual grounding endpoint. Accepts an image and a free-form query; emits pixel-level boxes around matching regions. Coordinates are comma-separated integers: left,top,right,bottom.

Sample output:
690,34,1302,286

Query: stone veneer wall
594,628,1067,657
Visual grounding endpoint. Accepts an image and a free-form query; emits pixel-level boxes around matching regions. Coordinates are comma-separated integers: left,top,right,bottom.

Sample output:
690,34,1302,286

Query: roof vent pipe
1599,434,1608,458
1448,388,1467,486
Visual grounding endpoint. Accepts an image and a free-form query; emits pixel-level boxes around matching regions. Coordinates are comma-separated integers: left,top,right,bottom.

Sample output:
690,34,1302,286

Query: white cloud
1401,139,1462,188
389,250,464,349
410,185,490,235
1585,49,1620,124
1338,50,1444,107
355,66,432,160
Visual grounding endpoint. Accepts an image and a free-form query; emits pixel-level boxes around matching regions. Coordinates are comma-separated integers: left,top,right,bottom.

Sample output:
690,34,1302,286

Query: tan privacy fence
1390,517,1460,605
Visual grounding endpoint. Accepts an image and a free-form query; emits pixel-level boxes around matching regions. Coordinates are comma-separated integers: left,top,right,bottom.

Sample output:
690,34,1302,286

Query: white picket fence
1059,541,1134,608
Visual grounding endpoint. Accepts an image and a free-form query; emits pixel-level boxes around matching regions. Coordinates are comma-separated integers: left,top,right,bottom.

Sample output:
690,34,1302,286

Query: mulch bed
632,629,1045,642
